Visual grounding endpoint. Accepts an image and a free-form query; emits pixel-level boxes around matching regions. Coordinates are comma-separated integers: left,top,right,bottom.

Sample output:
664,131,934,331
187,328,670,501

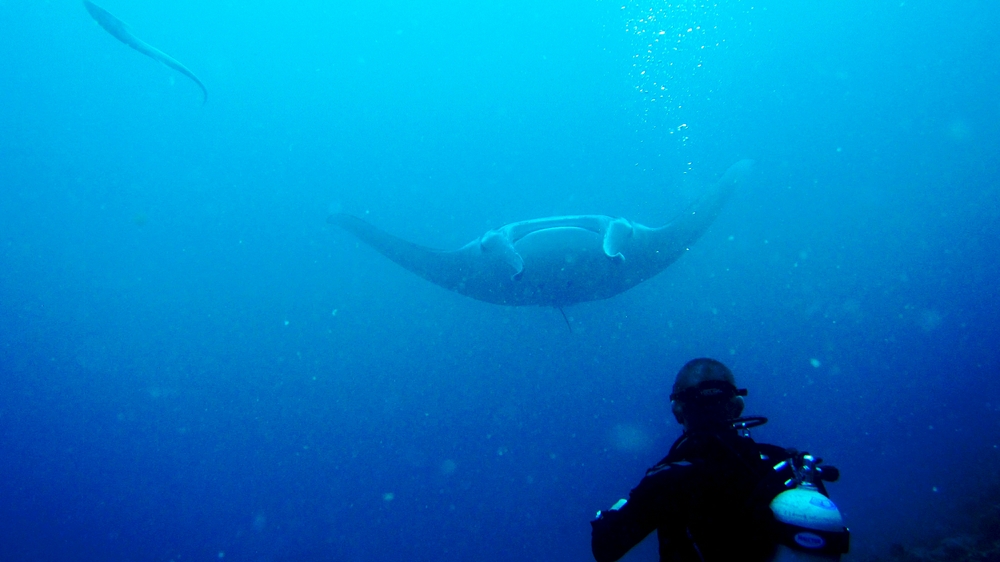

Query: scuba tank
769,454,850,561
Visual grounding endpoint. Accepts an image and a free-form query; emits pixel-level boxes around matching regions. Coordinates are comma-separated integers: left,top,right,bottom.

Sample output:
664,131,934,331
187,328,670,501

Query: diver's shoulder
644,457,697,478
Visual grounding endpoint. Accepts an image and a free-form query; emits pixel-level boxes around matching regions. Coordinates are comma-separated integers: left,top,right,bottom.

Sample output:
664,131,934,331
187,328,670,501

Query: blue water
1,0,998,560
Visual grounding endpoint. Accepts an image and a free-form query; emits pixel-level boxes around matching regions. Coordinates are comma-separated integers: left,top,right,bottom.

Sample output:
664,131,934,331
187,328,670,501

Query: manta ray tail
557,307,573,332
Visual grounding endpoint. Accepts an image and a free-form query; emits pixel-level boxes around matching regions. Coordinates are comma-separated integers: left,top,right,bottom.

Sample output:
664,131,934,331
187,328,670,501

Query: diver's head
670,358,746,431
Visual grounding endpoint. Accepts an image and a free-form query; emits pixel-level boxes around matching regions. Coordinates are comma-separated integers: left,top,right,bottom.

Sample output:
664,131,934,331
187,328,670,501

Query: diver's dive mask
670,379,748,405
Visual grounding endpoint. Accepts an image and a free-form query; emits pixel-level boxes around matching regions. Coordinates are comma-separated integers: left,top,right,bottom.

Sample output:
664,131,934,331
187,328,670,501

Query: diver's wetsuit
591,429,796,562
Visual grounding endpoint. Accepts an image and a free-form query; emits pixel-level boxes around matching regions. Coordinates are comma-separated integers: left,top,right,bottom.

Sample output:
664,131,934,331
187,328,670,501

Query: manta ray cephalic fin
602,218,633,261
480,230,525,280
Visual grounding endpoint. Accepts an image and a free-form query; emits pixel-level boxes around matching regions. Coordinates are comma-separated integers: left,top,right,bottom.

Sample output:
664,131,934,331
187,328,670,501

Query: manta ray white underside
329,159,753,307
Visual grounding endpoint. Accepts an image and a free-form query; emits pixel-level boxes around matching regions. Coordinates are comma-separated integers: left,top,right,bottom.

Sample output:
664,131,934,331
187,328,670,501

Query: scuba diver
591,358,849,562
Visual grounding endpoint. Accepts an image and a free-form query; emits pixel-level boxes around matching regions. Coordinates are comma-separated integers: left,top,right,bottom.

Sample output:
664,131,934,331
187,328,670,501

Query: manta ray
83,0,208,104
329,159,753,308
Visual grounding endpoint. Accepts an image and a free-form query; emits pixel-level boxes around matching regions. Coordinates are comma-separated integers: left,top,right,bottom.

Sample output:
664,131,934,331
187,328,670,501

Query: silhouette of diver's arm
591,473,672,562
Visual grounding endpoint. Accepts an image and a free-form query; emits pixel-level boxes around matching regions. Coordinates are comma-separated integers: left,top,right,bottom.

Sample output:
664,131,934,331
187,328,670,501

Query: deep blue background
1,0,998,560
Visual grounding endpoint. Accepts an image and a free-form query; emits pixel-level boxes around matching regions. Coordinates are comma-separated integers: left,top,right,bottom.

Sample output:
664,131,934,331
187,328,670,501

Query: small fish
83,0,208,104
